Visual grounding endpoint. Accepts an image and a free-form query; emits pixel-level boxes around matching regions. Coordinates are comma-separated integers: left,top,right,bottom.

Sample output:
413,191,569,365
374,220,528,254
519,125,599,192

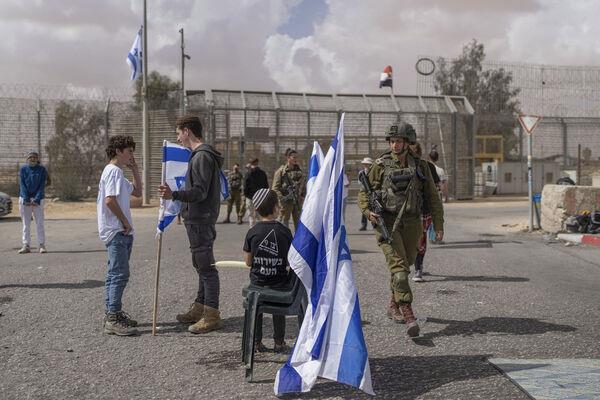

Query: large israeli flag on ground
157,141,190,233
306,141,324,196
126,27,143,81
274,113,374,396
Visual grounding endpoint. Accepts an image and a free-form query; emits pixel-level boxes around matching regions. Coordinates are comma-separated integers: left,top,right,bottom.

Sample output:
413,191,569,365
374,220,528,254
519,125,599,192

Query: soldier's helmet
385,121,416,144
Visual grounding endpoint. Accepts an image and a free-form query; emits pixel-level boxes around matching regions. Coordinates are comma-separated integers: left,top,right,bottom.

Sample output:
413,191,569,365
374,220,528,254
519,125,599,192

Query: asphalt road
1,200,599,399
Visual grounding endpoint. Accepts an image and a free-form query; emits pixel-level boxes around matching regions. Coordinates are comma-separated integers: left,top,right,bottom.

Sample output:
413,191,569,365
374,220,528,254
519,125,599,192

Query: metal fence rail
0,87,475,200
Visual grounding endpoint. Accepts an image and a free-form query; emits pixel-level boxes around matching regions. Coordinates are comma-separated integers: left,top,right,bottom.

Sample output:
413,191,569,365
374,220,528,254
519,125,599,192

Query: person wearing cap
243,158,269,227
358,157,373,231
272,148,305,231
357,121,444,337
18,150,48,254
243,189,294,353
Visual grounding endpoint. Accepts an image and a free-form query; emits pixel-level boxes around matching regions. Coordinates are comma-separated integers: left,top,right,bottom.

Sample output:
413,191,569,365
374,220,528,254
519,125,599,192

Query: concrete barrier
540,185,600,233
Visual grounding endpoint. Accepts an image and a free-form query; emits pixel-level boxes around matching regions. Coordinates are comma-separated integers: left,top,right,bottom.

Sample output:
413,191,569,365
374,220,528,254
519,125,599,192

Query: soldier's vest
229,172,242,190
282,166,303,195
377,153,425,217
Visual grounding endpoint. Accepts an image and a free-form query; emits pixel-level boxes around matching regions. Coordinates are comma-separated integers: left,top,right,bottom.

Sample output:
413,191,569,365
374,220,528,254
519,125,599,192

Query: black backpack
565,213,591,233
588,211,600,234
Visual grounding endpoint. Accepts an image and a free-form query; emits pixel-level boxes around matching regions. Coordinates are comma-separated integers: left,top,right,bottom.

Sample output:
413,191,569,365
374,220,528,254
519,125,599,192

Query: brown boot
188,305,223,334
237,216,243,225
176,302,204,324
386,294,405,323
399,302,420,337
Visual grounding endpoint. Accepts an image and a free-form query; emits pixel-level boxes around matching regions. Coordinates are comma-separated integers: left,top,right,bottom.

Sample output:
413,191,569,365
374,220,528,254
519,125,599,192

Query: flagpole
142,0,150,205
152,140,167,336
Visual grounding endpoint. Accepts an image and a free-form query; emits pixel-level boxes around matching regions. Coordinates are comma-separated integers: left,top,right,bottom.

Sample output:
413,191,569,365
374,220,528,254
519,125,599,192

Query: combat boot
104,312,138,336
222,217,231,224
237,216,243,225
386,294,404,323
176,302,204,324
399,303,420,337
188,305,223,334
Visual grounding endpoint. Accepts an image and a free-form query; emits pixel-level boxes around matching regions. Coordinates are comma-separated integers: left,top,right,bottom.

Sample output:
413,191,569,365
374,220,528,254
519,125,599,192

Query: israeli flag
157,141,190,233
126,27,143,81
274,113,374,396
306,141,324,196
219,170,230,201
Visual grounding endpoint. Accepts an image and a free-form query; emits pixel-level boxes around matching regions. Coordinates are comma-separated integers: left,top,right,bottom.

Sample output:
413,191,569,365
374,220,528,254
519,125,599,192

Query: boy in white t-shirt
97,135,142,336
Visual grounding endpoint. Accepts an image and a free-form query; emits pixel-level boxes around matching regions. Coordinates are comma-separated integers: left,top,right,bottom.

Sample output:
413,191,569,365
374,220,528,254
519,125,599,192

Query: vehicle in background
0,192,13,217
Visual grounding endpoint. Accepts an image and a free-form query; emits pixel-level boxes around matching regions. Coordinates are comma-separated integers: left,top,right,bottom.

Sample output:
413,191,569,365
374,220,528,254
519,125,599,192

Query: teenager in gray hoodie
158,115,225,334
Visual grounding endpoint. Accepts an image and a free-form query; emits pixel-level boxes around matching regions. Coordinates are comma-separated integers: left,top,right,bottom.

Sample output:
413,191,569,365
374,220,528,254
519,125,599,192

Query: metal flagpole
152,140,167,336
142,0,150,205
527,131,533,232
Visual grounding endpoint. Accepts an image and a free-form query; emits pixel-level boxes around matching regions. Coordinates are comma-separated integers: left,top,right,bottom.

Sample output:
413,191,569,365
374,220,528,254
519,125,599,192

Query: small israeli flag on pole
126,27,143,81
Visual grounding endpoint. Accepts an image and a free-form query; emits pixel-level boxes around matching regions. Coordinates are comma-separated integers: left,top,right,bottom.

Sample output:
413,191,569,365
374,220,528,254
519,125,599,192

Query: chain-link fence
416,57,600,194
187,90,474,200
1,85,475,201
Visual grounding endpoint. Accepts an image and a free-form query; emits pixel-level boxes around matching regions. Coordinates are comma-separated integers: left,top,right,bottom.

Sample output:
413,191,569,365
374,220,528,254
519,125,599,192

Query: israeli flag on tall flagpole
157,141,190,233
126,27,143,81
274,113,374,396
306,141,324,196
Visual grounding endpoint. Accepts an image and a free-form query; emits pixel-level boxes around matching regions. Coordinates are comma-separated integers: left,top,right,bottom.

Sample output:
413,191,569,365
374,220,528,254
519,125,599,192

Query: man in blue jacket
19,150,48,254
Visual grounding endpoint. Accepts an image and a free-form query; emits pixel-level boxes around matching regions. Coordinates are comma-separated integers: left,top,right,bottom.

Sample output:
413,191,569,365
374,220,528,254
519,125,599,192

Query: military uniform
272,164,305,230
224,170,243,223
357,122,443,336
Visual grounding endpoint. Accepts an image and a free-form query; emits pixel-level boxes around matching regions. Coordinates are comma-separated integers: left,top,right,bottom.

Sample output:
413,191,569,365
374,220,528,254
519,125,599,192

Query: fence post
37,99,42,158
561,118,568,167
452,112,458,200
105,98,111,147
368,112,372,155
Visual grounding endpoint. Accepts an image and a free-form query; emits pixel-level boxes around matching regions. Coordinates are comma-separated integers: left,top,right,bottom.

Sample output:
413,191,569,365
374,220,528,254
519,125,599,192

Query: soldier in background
272,148,305,231
222,163,244,224
358,122,444,337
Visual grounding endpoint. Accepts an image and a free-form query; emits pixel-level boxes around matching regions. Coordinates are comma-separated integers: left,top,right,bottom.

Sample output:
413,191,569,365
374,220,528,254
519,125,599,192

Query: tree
46,101,106,200
434,39,521,159
133,70,181,110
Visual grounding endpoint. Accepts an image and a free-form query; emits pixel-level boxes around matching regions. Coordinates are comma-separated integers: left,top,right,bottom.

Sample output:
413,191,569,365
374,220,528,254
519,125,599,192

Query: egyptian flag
379,65,392,88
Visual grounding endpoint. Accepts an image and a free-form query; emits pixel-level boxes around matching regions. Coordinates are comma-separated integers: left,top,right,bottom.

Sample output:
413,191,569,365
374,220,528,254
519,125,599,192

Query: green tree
46,101,106,200
133,70,181,110
434,39,521,159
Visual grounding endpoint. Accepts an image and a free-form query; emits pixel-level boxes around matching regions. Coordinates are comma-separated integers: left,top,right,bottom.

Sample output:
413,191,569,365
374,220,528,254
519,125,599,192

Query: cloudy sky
1,0,600,95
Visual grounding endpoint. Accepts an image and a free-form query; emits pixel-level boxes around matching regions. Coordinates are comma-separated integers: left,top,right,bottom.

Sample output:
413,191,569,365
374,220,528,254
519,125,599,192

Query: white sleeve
104,168,123,197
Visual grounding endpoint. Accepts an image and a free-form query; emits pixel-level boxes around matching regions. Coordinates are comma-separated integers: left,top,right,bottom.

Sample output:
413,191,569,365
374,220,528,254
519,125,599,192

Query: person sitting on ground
243,188,294,353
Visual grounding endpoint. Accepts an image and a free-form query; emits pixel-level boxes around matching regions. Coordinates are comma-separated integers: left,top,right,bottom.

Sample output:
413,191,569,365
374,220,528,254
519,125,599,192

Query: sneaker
39,245,47,254
104,313,138,336
116,311,138,327
412,270,424,282
274,340,290,353
18,245,30,254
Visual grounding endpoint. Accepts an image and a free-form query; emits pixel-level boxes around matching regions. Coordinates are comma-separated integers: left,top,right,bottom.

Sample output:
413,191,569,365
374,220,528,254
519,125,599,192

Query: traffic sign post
518,115,542,232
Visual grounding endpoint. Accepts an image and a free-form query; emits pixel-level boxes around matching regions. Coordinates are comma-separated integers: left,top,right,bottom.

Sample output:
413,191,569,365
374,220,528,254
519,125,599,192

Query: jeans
19,198,45,246
104,232,133,313
185,223,220,309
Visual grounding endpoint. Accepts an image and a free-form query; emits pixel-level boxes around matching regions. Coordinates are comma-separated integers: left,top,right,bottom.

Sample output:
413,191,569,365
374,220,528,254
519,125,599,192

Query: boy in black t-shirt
243,189,293,353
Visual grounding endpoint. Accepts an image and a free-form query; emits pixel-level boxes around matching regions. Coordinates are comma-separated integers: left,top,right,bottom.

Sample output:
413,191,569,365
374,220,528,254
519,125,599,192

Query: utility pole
179,28,191,114
142,0,150,205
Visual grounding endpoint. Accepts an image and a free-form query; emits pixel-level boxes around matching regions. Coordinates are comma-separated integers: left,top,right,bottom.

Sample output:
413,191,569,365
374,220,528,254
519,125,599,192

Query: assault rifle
282,172,299,205
358,171,391,243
